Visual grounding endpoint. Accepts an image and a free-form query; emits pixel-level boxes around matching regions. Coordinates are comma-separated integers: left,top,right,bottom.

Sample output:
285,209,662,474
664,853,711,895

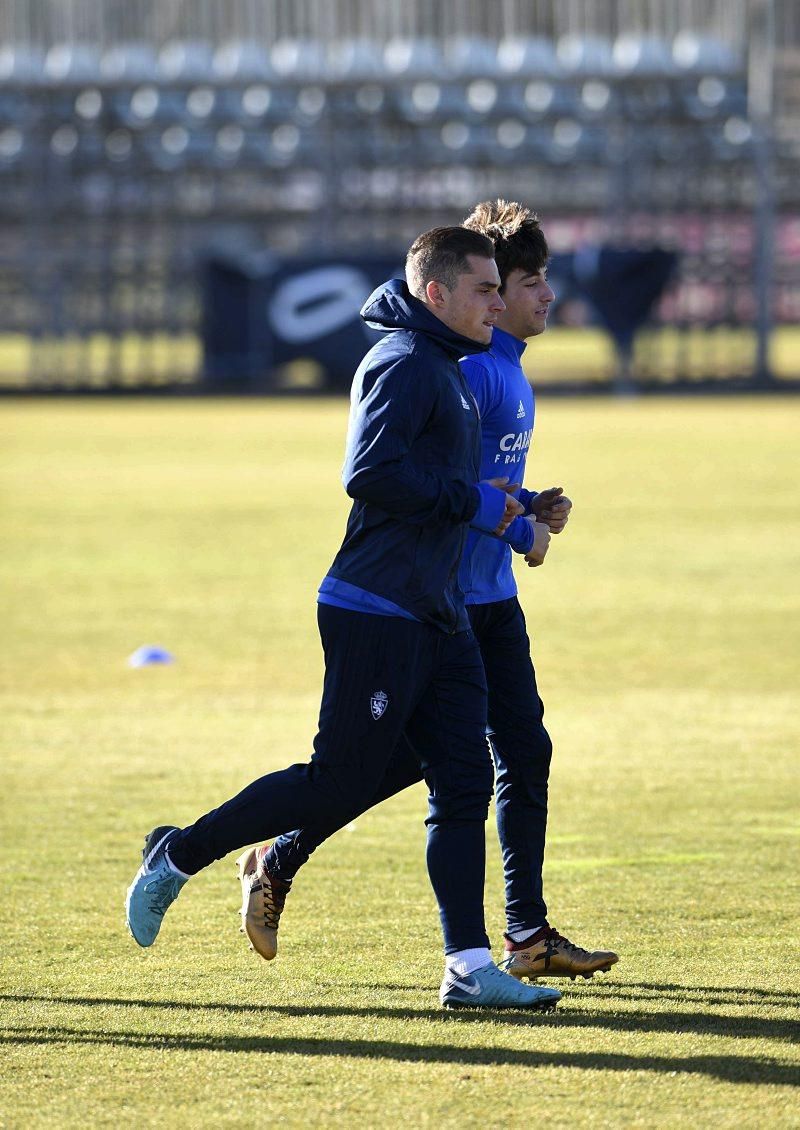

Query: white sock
164,848,191,880
507,928,539,945
445,947,492,977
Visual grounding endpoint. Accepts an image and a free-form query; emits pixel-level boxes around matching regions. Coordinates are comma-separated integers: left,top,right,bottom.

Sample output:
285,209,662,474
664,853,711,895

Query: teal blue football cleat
440,962,561,1011
125,825,188,947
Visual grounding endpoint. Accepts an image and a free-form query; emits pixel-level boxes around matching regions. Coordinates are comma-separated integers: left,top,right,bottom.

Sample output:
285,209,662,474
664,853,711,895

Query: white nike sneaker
440,962,561,1011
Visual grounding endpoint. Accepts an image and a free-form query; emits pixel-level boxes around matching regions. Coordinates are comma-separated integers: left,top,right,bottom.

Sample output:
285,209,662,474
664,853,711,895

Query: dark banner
202,247,676,391
202,252,401,391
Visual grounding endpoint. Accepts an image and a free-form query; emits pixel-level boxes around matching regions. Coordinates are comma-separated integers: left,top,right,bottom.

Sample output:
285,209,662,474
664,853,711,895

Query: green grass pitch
1,396,799,1127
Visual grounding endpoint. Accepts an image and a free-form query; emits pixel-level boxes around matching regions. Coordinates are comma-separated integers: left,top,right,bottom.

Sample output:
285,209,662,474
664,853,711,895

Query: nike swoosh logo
448,977,481,996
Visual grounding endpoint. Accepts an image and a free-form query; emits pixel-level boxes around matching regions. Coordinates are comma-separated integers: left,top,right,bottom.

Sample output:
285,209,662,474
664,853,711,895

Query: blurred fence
0,0,798,391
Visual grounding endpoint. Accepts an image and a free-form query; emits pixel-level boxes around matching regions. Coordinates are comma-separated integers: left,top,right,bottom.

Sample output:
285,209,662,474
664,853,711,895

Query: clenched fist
530,486,572,534
484,476,524,536
524,517,551,567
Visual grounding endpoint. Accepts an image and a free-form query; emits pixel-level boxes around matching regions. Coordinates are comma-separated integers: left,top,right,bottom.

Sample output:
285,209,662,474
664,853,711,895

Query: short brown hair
462,200,548,290
406,225,495,299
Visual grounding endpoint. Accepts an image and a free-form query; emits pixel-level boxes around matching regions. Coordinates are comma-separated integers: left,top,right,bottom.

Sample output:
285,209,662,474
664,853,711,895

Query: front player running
241,202,619,987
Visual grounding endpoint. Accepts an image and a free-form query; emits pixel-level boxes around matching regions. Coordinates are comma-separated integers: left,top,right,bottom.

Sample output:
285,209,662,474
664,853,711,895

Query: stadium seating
0,15,794,388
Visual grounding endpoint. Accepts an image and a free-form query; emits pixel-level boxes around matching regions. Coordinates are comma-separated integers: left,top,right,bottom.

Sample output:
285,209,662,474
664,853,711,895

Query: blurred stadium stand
0,0,798,390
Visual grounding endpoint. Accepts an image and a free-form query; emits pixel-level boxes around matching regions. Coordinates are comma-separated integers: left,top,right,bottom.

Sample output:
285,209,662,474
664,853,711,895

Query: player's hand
483,477,524,536
529,486,562,516
493,493,524,535
524,518,551,567
540,496,572,534
530,487,573,534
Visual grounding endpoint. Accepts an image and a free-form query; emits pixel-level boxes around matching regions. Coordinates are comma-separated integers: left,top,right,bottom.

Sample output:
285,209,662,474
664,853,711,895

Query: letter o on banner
268,266,372,345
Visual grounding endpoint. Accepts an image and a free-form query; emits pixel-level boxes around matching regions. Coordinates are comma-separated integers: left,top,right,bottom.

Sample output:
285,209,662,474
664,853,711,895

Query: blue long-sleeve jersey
459,327,537,605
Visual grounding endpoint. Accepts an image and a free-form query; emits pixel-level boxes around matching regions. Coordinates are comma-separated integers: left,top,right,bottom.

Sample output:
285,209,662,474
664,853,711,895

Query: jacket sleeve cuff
471,482,507,533
518,487,538,514
502,515,534,553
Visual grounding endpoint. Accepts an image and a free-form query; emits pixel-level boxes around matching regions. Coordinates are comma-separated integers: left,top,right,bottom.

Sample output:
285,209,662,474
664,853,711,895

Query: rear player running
459,200,618,980
242,202,618,984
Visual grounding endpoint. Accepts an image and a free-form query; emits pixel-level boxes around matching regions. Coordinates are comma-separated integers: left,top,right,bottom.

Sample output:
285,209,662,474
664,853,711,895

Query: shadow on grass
1,1022,797,1086
591,982,800,1010
2,989,799,1046
340,980,800,1010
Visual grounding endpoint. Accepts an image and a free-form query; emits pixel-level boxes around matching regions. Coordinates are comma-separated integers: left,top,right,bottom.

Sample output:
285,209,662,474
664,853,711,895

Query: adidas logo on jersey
460,394,471,411
517,400,526,419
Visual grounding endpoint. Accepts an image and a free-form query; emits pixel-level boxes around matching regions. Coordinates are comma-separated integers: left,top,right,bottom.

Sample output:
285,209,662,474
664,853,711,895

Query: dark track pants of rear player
270,596,552,934
167,604,494,953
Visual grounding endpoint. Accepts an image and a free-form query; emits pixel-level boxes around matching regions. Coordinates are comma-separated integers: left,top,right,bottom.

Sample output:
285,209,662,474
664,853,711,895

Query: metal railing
0,1,796,389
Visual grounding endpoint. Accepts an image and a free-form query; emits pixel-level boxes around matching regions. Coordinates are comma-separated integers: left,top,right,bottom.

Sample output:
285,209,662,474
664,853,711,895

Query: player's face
499,267,555,341
437,255,505,344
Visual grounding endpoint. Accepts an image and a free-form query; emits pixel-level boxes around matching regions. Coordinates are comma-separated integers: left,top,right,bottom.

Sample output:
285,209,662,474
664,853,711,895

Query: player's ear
425,279,447,307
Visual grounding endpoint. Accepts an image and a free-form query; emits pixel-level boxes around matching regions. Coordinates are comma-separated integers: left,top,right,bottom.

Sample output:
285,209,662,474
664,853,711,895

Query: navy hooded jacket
325,279,508,633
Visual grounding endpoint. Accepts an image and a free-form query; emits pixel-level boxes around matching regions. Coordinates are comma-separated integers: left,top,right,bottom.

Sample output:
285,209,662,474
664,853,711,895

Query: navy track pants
169,603,494,953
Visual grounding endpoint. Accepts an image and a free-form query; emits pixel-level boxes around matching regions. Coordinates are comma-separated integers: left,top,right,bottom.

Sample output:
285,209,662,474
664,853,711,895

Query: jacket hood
361,277,491,358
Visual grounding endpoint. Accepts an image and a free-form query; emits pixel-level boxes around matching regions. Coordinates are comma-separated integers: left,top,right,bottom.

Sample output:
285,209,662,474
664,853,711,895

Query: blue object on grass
128,645,175,668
